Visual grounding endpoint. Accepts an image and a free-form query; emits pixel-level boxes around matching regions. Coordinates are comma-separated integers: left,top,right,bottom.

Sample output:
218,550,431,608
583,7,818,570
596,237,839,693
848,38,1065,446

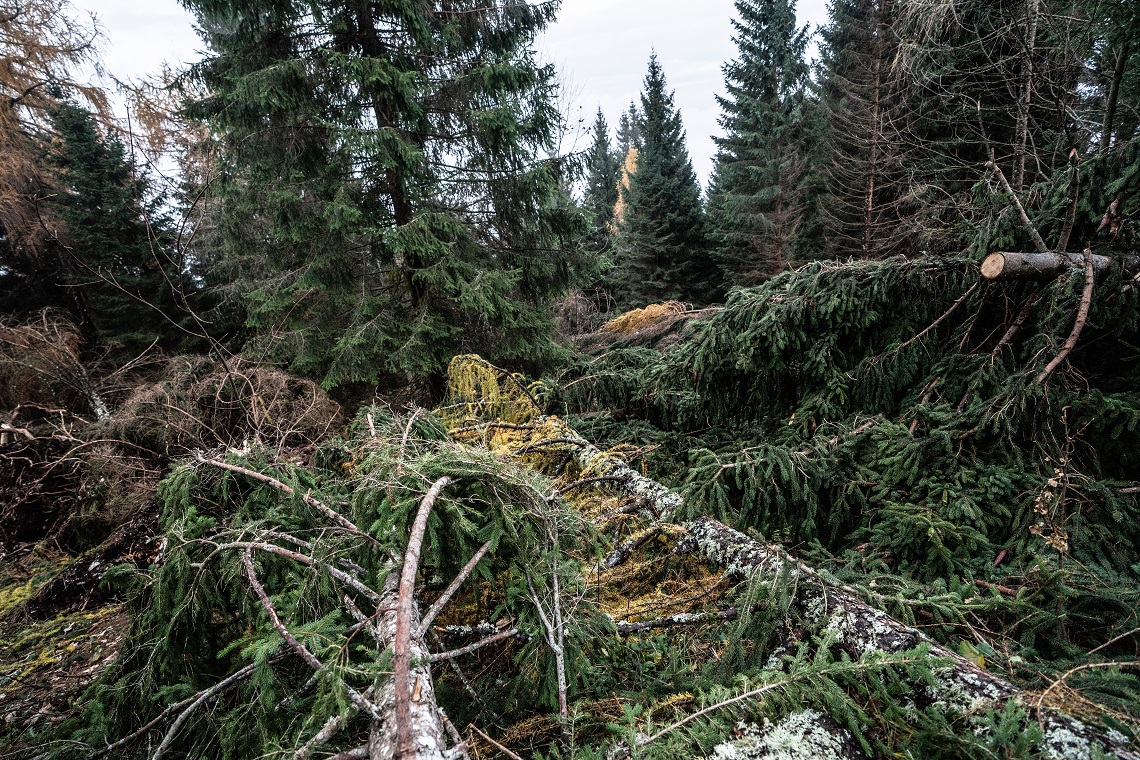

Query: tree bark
1101,41,1131,155
981,251,1140,281
679,516,1140,760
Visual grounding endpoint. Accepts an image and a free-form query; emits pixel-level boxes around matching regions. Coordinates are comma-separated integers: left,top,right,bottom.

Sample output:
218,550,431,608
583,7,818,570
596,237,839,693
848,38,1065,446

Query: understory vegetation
3,0,1140,757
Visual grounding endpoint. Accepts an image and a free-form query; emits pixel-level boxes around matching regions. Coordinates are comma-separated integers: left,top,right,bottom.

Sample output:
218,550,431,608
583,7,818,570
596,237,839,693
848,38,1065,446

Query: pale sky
75,0,830,184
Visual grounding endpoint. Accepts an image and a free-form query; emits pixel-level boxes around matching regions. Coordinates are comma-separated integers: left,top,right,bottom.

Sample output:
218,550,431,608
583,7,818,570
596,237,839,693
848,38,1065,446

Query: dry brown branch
988,160,1049,253
1037,248,1096,384
395,476,453,758
467,725,524,760
894,283,979,354
1088,626,1140,655
418,539,493,636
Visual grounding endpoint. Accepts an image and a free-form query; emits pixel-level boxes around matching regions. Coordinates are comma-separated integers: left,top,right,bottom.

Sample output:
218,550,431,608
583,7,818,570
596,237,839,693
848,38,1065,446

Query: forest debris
980,251,1140,281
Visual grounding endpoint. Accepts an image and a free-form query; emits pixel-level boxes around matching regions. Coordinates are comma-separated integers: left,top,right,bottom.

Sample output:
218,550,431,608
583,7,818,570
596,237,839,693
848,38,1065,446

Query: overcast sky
75,0,830,184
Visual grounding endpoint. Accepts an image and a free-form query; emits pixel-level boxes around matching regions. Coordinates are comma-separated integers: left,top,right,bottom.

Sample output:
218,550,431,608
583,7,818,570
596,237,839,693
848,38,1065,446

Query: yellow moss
0,580,34,618
444,354,542,426
602,301,687,335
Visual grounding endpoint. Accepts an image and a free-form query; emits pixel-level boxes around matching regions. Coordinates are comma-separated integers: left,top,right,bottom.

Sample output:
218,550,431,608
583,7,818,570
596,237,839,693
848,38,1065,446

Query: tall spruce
613,54,716,308
45,103,185,354
616,101,641,156
179,0,590,390
816,0,912,258
581,108,620,252
708,0,809,283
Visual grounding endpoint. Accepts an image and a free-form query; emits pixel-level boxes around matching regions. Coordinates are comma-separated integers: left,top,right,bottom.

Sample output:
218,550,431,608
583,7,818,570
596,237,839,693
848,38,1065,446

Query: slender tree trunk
1101,40,1131,155
862,47,883,257
1014,0,1040,190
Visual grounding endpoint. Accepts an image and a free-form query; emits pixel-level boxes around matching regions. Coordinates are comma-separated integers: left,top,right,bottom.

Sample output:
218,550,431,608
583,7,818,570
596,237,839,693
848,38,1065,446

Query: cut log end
981,253,1007,280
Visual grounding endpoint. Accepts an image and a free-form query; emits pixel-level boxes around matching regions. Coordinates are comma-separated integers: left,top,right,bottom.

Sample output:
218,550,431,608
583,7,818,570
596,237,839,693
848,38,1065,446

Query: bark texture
981,251,1140,281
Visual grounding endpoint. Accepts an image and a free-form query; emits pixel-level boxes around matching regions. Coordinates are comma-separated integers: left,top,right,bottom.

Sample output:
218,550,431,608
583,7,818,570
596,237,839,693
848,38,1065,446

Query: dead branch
418,539,493,637
1037,248,1096,384
987,160,1049,253
147,662,262,760
395,477,453,758
429,627,520,662
198,456,375,544
614,608,740,635
894,283,979,354
467,725,524,760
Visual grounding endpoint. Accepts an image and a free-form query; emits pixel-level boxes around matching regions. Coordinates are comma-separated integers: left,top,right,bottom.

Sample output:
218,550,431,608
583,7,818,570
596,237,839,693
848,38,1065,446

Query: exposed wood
981,251,1140,281
390,477,452,760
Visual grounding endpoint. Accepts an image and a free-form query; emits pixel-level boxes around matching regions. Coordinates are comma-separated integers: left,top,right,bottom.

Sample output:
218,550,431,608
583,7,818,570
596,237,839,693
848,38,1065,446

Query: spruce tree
581,108,620,252
46,103,185,354
613,54,716,308
179,0,591,389
708,0,809,284
815,0,913,259
616,101,641,156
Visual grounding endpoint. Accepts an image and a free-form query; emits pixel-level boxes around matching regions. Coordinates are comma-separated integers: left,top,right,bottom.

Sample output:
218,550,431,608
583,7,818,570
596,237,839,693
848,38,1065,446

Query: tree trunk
679,516,1140,760
981,251,1140,281
1013,0,1040,190
368,571,448,760
1101,41,1131,155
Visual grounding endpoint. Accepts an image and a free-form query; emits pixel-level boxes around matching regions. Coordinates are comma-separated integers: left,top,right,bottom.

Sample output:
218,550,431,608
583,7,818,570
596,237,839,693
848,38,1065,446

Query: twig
635,678,793,746
198,457,374,544
215,541,383,605
468,724,524,760
395,476,453,758
1035,661,1140,735
430,627,520,662
418,540,494,636
513,437,587,456
294,707,356,760
894,283,979,354
1088,626,1140,655
988,159,1049,253
449,421,539,435
526,569,568,719
97,661,261,758
147,663,261,760
1037,248,1096,384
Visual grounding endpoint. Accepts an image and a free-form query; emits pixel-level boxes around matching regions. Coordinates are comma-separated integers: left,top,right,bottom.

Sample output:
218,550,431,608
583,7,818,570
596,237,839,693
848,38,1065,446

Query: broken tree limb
980,251,1140,281
1037,248,1097,384
679,516,1140,760
390,476,452,760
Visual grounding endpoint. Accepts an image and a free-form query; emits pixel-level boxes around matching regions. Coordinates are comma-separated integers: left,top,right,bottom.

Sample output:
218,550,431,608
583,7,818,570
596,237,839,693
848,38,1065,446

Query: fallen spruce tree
10,352,1131,759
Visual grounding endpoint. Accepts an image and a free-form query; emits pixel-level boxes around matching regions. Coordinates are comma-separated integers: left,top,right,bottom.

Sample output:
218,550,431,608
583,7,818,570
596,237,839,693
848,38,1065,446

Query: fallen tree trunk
981,251,1140,281
679,516,1140,760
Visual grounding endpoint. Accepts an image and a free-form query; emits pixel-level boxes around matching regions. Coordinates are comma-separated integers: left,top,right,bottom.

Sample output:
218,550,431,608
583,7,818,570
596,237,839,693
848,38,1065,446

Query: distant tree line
585,0,1140,309
2,0,1139,391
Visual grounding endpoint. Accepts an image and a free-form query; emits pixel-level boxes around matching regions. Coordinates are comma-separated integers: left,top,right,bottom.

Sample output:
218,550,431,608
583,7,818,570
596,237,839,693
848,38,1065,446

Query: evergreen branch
635,658,919,747
1037,248,1096,384
395,476,453,759
146,661,263,760
468,725,524,760
198,456,375,545
893,282,979,354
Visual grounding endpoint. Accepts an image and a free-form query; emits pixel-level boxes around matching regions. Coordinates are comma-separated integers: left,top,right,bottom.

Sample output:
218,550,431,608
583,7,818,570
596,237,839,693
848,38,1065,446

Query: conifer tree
45,103,185,354
708,0,809,284
581,108,620,252
179,0,591,389
613,54,716,307
816,0,913,258
616,101,641,156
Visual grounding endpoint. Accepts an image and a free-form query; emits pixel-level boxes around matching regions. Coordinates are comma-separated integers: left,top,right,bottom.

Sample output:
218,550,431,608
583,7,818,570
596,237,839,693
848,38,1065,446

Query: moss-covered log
680,516,1140,760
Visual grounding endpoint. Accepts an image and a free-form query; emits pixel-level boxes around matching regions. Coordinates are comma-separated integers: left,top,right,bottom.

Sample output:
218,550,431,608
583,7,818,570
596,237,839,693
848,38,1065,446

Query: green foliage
611,54,719,309
551,256,1140,701
180,0,594,389
708,0,810,281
